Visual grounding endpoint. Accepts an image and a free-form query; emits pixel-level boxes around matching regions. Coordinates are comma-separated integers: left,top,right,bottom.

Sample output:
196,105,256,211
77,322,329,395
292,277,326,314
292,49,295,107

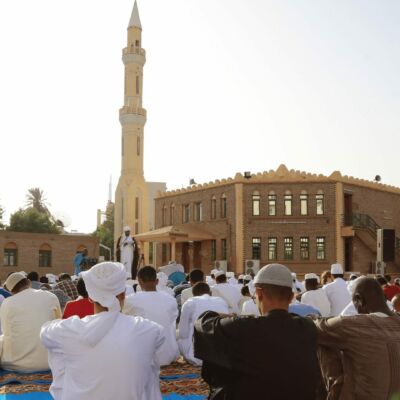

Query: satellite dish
53,211,72,228
374,175,381,182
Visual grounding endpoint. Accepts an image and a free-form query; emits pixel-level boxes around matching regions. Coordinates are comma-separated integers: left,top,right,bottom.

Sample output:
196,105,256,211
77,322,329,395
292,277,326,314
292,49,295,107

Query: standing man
116,226,139,279
73,249,88,276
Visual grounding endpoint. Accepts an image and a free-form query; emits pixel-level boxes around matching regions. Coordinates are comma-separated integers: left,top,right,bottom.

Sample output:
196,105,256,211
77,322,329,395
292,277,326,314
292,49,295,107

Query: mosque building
114,1,166,258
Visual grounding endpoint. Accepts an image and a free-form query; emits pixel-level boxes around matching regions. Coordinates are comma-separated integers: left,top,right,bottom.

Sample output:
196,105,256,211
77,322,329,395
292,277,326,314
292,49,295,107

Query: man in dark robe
193,263,318,400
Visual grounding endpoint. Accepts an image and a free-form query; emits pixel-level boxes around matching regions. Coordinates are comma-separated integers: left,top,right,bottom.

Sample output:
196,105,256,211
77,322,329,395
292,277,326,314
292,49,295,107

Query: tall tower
114,1,149,244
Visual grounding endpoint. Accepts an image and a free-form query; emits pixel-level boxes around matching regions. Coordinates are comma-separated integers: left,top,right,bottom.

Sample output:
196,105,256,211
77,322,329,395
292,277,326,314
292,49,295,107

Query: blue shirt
289,303,321,317
73,253,85,275
0,288,11,298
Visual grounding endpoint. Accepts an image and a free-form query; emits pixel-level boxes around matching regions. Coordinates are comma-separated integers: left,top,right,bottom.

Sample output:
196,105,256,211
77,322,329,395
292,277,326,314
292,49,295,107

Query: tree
93,202,114,260
8,208,60,234
26,188,50,215
0,204,5,230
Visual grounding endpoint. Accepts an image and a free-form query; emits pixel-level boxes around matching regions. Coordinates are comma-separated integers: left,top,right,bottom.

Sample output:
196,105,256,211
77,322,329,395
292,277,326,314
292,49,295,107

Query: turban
82,262,126,312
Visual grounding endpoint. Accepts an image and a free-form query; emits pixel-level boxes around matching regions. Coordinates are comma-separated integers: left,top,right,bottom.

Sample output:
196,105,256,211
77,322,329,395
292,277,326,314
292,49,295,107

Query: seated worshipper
181,269,205,305
40,276,49,284
63,277,94,318
0,272,60,372
27,271,41,289
301,273,330,317
178,282,228,366
41,284,71,311
194,264,318,400
322,263,351,316
292,272,303,293
381,274,400,301
316,277,400,400
124,266,179,366
240,285,260,316
392,293,400,313
226,272,237,285
157,272,174,296
41,262,164,400
55,273,79,300
211,271,241,314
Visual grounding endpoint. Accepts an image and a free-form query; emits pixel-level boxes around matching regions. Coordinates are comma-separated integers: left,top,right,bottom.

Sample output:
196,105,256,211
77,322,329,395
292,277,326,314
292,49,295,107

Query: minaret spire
128,1,142,29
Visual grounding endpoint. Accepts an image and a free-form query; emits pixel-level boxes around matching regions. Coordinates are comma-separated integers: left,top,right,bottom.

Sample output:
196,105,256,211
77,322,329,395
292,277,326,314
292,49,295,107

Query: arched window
211,196,217,220
39,243,52,267
4,242,17,267
252,191,261,216
316,191,324,215
284,190,292,216
170,203,175,225
300,190,308,216
220,194,227,218
268,191,277,216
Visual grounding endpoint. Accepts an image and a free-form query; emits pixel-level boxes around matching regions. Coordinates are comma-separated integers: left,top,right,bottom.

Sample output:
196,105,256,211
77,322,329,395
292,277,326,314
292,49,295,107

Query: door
193,241,202,269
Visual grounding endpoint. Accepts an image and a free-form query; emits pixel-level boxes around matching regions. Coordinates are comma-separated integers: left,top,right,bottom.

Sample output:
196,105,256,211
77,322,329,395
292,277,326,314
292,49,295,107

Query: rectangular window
284,237,293,260
316,194,324,215
39,250,52,267
136,75,140,95
211,198,217,219
221,239,227,260
3,249,17,266
162,207,167,226
211,240,217,261
300,194,308,216
135,197,139,219
317,237,326,260
268,194,276,216
221,197,227,218
268,237,277,260
252,237,261,260
183,204,190,223
252,193,261,216
300,237,309,260
284,195,292,216
194,202,203,222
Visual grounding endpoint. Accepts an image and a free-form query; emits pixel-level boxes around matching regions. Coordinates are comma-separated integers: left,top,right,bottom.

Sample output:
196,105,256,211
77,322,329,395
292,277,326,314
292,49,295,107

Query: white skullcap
226,272,234,278
244,275,252,281
331,263,343,275
123,226,131,232
238,274,245,279
4,272,26,292
254,264,293,288
214,270,226,278
82,262,126,312
305,273,319,281
211,269,219,275
291,272,297,278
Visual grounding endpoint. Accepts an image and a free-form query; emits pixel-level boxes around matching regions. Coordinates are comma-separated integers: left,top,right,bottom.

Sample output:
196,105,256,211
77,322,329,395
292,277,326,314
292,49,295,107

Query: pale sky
0,0,399,233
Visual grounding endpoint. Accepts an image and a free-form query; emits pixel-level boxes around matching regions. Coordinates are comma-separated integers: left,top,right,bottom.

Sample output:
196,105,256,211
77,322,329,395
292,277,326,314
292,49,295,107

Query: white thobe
323,278,352,316
212,283,241,314
0,289,60,372
241,299,260,316
41,312,164,400
181,287,193,305
123,291,179,366
301,288,331,317
120,235,134,278
177,294,228,365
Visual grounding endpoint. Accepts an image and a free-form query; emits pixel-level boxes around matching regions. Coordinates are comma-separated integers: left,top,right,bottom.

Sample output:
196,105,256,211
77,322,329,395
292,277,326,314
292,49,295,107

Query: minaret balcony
119,106,147,118
122,46,146,57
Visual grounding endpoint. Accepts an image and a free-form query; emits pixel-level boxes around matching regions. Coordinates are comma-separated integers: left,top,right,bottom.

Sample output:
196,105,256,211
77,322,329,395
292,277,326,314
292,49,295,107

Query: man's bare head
353,277,391,315
391,294,400,313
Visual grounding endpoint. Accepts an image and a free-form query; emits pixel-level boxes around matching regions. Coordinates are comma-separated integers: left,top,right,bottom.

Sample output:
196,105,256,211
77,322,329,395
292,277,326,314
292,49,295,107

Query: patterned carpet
0,361,208,398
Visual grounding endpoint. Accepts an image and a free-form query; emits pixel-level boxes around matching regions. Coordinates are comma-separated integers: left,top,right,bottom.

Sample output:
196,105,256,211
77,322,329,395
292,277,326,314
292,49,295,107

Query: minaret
114,0,149,245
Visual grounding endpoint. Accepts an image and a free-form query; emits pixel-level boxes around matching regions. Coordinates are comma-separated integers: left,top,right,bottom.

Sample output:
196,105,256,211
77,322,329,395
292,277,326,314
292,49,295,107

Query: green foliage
8,208,60,234
93,202,114,260
0,204,5,230
26,188,50,215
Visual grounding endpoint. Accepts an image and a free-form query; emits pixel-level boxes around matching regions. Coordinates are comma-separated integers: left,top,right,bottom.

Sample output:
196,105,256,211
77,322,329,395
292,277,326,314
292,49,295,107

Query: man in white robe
211,271,241,314
323,264,351,316
41,262,164,400
178,282,228,365
119,226,135,278
301,273,330,317
124,266,179,366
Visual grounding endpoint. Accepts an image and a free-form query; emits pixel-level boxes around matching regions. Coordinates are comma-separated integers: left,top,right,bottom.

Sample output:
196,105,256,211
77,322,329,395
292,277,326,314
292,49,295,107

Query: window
220,194,227,218
300,237,309,260
183,204,190,223
137,136,140,156
268,194,277,216
221,239,227,260
136,75,140,95
170,204,175,225
135,40,140,47
316,194,324,215
252,237,261,260
284,237,293,260
3,243,17,266
284,194,292,216
135,197,139,219
211,240,217,261
268,237,277,260
252,191,261,216
300,194,308,216
211,196,217,219
39,244,52,267
317,237,326,260
194,202,203,222
162,205,167,226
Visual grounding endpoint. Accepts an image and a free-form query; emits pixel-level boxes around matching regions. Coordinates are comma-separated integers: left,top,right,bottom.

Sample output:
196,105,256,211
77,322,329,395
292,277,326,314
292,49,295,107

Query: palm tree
26,188,50,215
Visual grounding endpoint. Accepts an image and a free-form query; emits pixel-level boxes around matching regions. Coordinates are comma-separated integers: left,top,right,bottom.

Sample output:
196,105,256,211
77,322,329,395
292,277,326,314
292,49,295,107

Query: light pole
99,243,112,261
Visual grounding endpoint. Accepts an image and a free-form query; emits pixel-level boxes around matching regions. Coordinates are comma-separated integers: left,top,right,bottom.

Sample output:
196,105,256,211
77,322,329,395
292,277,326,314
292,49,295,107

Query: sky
0,0,399,233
